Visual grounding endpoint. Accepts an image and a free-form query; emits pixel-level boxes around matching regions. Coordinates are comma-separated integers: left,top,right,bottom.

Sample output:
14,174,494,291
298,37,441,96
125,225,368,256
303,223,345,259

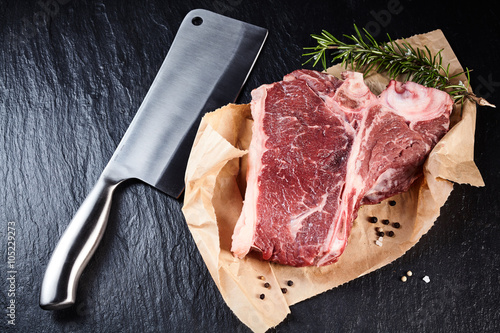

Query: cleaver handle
40,175,123,310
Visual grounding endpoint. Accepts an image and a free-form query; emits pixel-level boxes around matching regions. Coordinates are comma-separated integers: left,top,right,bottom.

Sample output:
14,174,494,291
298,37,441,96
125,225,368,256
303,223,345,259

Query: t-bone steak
231,69,453,267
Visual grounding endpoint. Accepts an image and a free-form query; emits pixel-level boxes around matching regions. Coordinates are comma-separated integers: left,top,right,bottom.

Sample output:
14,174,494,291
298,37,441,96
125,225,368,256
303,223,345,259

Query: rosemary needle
303,25,495,108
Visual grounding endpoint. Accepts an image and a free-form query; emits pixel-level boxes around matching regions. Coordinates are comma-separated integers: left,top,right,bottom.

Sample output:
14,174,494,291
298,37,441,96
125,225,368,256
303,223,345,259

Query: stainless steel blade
102,9,268,198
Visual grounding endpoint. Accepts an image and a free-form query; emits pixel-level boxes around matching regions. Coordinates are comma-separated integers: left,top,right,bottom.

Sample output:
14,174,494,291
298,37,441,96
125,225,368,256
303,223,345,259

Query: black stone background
1,0,499,332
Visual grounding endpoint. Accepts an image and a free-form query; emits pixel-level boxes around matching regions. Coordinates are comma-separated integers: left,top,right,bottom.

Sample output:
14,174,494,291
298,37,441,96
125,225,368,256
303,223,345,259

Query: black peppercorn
387,231,395,237
259,294,265,300
287,280,294,287
378,231,385,237
382,219,390,225
369,216,378,223
264,282,270,288
389,200,396,206
281,288,288,294
393,222,401,228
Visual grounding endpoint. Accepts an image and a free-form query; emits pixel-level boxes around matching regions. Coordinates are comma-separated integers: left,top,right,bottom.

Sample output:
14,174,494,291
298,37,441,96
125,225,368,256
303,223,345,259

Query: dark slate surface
1,0,499,332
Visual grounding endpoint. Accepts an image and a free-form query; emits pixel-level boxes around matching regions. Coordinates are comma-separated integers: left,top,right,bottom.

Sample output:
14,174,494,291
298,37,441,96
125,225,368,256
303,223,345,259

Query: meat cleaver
40,9,267,310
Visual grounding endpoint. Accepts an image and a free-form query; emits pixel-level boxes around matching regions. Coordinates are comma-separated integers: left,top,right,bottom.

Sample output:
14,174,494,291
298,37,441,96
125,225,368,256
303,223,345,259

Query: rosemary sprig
303,25,495,108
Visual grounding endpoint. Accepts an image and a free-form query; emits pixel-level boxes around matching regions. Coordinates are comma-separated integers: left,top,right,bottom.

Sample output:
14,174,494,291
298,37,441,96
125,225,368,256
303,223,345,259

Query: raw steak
231,69,452,267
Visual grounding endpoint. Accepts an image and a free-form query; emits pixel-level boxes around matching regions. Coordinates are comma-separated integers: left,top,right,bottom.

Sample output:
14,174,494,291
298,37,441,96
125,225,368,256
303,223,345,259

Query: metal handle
40,175,122,310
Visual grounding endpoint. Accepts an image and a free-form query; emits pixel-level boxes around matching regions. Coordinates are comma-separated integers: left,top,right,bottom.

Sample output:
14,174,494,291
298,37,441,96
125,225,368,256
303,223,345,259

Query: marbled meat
231,69,452,267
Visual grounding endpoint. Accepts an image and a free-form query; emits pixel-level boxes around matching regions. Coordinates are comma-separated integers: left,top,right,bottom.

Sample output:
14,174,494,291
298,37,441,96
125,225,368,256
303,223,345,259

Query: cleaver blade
40,9,267,310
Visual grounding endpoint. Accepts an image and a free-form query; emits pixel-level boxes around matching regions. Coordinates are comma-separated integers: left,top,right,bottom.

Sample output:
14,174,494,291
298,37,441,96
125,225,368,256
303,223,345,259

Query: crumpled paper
181,29,484,332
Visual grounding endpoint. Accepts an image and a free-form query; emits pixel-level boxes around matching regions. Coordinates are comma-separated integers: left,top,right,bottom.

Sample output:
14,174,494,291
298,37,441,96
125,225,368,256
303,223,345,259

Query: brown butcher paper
181,29,484,333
